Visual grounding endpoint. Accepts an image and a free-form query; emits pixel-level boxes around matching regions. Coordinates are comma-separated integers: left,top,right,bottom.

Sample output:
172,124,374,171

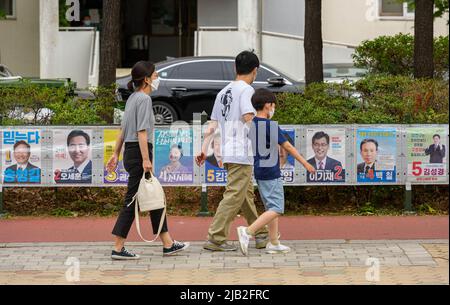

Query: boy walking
196,51,269,251
237,88,316,255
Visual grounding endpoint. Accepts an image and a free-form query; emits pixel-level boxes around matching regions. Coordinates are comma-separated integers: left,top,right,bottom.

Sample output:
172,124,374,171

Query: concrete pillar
238,0,261,58
39,0,59,78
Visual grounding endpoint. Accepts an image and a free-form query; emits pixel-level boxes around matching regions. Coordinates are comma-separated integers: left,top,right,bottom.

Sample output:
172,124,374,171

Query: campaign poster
103,129,128,184
52,129,93,184
306,128,346,183
280,128,296,184
407,127,448,183
356,128,397,183
205,130,227,184
2,129,42,184
154,128,194,185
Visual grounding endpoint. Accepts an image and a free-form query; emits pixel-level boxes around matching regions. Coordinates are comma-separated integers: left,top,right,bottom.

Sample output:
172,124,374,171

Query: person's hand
106,154,119,173
305,163,316,174
143,159,153,173
195,152,207,166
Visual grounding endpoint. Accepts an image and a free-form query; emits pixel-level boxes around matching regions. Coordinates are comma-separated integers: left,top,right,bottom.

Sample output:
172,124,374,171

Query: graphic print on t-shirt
220,88,233,120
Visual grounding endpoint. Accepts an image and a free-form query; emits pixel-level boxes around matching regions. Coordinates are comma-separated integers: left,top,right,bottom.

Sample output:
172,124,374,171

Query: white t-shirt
211,80,256,165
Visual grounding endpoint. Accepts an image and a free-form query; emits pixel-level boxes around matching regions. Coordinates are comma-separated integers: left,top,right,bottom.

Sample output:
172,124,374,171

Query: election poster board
154,128,194,185
1,129,42,184
103,129,128,185
407,127,448,183
306,128,346,183
52,129,93,184
356,127,397,183
280,128,296,184
205,130,227,185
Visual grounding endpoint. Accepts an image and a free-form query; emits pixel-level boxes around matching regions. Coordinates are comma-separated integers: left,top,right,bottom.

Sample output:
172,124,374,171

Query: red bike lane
0,215,448,243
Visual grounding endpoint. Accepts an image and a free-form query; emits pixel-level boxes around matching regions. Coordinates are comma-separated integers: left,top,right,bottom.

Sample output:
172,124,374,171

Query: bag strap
131,180,167,243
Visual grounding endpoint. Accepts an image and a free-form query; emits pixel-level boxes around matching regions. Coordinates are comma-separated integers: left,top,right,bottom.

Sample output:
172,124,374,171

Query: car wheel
153,101,178,125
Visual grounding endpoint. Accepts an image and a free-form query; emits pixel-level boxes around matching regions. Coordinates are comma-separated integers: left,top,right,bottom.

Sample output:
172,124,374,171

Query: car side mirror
267,77,286,86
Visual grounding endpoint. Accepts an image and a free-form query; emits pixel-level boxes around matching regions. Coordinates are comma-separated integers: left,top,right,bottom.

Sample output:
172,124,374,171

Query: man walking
196,51,268,251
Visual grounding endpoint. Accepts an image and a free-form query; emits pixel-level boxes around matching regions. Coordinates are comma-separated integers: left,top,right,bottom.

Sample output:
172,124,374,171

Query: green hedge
352,34,449,78
0,82,117,125
274,75,449,125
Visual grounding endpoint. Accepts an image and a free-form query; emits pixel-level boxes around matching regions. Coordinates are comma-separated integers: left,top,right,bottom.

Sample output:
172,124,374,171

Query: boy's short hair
252,88,276,111
235,50,260,75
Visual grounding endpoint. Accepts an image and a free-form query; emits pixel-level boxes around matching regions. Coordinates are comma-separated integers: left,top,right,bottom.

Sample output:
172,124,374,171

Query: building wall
0,0,40,77
262,0,305,37
198,0,238,27
322,0,449,46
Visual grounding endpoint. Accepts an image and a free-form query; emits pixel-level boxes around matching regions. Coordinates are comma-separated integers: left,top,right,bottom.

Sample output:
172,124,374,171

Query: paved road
0,240,448,285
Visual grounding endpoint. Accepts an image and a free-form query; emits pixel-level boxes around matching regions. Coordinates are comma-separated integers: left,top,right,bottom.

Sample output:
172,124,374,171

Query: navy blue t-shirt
250,117,288,180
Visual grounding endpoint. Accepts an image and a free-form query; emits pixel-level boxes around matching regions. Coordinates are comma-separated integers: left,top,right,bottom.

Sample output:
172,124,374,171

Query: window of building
379,0,414,18
0,0,15,19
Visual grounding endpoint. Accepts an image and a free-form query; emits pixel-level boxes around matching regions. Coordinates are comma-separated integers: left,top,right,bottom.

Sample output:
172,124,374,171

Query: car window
158,66,176,79
223,62,278,82
256,67,278,82
171,61,224,80
223,61,236,81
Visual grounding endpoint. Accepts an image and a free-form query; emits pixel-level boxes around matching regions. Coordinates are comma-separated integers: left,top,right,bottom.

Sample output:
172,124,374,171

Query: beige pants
207,163,268,244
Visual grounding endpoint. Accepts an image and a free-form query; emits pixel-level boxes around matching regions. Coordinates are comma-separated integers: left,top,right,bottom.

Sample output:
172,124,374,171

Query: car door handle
171,87,188,92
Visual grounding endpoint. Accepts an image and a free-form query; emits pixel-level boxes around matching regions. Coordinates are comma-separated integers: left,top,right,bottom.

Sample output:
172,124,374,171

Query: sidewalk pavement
0,240,448,285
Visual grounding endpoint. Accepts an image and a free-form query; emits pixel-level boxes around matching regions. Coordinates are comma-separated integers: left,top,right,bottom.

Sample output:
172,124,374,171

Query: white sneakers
237,226,291,255
265,242,291,254
237,226,251,256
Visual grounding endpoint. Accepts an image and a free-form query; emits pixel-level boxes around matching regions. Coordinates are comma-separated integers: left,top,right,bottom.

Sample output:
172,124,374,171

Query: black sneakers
111,247,140,260
163,241,190,256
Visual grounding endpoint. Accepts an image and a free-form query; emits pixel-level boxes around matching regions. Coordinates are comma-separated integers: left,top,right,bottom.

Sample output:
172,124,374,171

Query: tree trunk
414,0,434,79
99,0,121,87
304,0,324,85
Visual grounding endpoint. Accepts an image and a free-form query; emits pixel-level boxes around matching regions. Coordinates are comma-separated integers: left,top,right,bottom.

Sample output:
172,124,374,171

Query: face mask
268,106,275,119
83,21,91,26
151,78,160,91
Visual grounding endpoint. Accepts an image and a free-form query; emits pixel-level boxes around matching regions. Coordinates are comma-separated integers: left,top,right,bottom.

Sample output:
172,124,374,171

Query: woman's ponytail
127,80,134,91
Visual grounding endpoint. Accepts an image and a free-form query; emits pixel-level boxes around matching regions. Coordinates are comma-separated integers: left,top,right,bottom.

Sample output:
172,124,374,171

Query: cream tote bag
127,172,166,243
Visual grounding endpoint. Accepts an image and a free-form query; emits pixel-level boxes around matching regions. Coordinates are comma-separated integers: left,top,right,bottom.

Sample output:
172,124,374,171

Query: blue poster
280,128,295,184
2,129,42,184
154,128,194,185
356,128,397,183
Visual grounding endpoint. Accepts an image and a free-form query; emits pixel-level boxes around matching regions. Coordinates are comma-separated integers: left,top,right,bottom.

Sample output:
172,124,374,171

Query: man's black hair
312,131,330,145
251,88,276,111
433,134,441,139
235,50,260,75
67,130,91,146
360,138,378,151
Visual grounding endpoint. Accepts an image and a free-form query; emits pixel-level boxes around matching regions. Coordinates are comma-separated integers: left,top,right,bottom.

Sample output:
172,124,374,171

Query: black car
116,56,303,124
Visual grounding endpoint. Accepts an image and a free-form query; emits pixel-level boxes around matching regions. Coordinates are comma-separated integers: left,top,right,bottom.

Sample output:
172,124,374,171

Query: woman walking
107,61,189,259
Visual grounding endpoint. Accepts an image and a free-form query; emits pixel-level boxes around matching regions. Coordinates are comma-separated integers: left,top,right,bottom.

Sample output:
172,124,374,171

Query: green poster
407,127,448,183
